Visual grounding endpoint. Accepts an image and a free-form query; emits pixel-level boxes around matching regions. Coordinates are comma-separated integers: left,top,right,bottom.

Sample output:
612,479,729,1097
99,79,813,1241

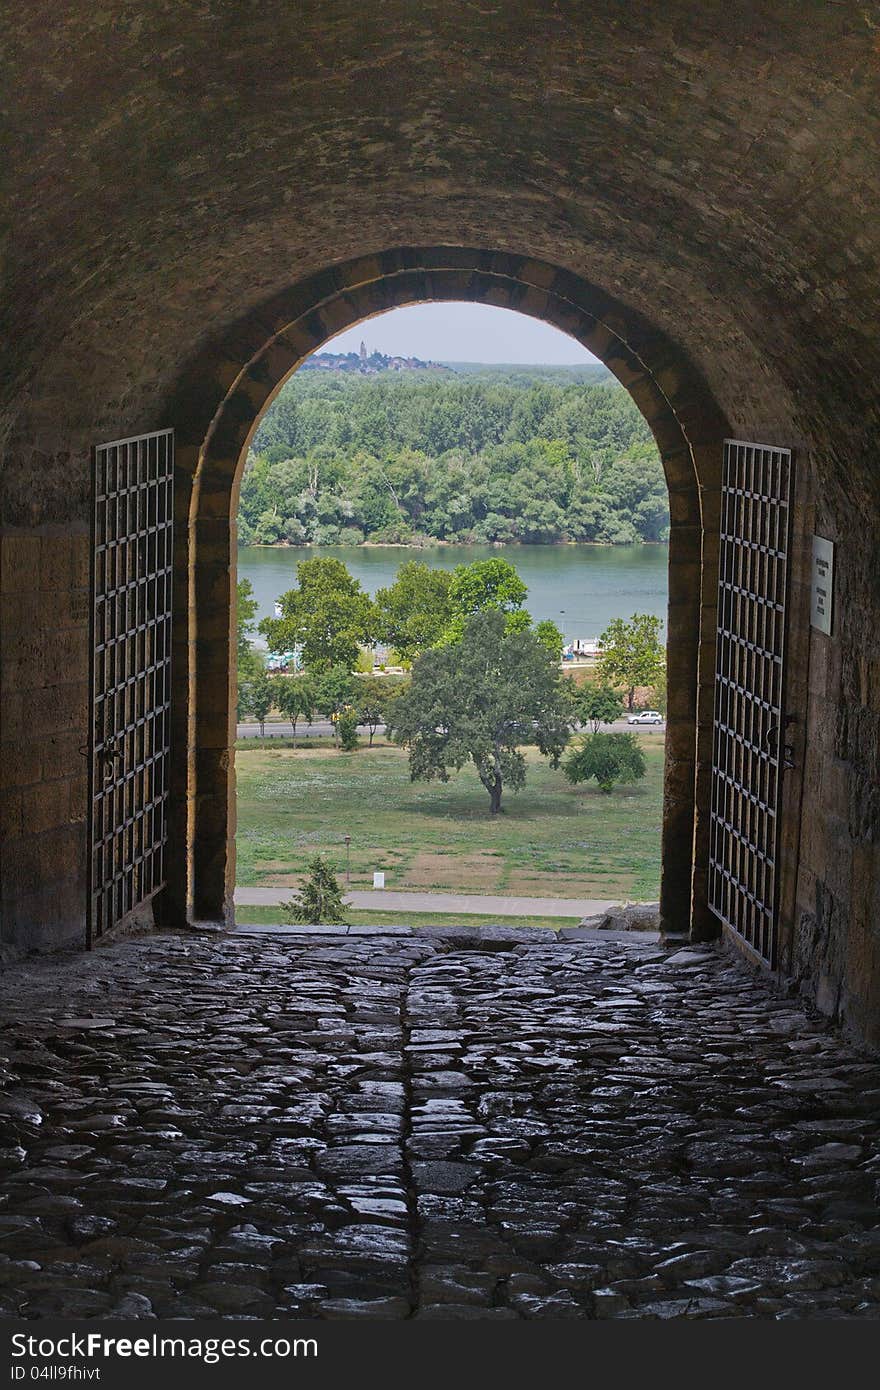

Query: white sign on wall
811,535,834,636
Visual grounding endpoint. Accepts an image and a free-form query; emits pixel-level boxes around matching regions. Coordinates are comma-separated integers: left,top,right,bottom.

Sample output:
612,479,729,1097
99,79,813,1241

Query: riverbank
239,537,668,550
238,540,670,640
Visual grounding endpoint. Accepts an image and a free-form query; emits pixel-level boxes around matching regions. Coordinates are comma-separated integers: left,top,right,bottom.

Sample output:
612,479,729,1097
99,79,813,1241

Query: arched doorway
163,247,729,943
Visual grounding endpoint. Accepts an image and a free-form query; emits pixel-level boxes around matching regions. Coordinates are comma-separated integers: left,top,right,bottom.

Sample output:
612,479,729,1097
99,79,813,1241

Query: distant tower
359,340,367,360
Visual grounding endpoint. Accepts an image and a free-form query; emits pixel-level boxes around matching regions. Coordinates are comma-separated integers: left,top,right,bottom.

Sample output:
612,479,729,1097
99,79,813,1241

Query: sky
319,302,600,366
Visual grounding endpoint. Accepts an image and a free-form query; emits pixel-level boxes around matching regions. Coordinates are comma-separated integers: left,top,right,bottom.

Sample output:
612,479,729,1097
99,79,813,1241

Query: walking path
234,886,620,918
1,932,879,1319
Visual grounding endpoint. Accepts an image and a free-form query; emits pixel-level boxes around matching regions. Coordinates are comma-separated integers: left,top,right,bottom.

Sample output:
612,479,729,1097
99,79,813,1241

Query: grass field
235,733,664,902
237,906,580,930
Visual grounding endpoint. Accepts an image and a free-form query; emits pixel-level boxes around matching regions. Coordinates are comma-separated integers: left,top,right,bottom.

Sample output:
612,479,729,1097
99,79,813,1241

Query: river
237,543,669,644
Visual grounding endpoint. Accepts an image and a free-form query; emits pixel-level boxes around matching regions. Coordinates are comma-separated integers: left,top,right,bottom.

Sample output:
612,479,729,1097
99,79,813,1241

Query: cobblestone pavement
1,931,879,1320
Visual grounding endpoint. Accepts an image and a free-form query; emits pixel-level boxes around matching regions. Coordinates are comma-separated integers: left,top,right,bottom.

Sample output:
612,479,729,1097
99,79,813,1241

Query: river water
238,543,669,644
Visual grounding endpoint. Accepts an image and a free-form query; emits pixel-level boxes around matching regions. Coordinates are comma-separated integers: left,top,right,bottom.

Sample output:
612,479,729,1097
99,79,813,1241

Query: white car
627,710,664,725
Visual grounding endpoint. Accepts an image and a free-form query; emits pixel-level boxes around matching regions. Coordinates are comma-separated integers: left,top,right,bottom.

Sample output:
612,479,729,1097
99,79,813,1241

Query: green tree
274,673,318,748
316,665,355,747
337,708,360,751
238,368,668,548
259,556,376,672
570,681,626,732
386,609,570,815
564,731,646,792
355,673,391,745
282,854,349,925
596,613,666,710
240,668,274,736
533,618,565,660
442,557,532,643
375,560,453,659
237,578,262,677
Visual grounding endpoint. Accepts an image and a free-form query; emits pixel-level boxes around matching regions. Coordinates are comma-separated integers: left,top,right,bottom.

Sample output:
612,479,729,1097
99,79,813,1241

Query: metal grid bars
88,429,174,945
708,439,793,965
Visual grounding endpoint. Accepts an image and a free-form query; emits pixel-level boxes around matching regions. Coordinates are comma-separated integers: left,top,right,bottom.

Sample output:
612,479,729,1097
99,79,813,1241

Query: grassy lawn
237,906,580,931
235,733,664,902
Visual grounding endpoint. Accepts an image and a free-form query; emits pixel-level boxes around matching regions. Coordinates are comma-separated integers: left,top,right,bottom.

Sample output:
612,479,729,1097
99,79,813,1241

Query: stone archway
163,246,729,942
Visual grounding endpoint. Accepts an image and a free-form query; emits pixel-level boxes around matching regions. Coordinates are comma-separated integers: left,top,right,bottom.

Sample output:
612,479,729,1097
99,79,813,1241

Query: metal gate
87,429,173,945
708,439,793,965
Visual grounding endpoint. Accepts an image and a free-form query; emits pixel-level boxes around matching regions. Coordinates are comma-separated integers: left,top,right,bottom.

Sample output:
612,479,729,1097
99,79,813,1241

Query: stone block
0,535,41,593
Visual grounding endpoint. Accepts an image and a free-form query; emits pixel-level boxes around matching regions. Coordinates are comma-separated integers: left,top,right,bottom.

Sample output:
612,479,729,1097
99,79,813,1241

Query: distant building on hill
300,346,453,375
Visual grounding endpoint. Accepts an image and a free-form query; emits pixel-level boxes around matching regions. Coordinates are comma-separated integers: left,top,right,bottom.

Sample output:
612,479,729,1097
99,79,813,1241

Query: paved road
238,718,338,739
3,933,878,1319
237,717,666,740
235,886,619,917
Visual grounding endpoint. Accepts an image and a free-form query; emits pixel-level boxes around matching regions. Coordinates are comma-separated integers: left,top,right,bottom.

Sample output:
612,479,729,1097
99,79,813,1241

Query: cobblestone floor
1,931,880,1320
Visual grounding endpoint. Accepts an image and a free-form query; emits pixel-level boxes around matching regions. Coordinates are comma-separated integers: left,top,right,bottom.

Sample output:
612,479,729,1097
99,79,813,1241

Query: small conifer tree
282,854,350,925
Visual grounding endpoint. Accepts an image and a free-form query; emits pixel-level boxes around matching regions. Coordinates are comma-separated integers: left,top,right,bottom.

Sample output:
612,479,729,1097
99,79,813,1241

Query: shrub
563,731,646,793
337,708,360,750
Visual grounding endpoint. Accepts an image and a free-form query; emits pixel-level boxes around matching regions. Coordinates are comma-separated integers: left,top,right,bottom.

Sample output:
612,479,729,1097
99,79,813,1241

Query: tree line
237,369,668,548
237,554,666,814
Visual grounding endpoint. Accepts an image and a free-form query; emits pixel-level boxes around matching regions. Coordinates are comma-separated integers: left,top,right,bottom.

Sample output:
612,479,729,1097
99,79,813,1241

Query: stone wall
2,2,879,1042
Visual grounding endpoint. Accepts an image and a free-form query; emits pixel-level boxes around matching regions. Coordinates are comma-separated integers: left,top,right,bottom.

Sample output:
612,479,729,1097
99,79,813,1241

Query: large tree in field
259,556,376,672
596,613,666,710
386,610,570,815
374,560,453,660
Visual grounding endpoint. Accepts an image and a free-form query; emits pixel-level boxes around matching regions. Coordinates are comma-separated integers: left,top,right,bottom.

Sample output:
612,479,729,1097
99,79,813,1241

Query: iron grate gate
87,429,174,946
708,439,793,966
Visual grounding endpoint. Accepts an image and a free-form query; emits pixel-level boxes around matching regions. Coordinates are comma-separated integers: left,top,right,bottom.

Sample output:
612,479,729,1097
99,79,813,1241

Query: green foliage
354,647,375,673
564,731,647,793
375,560,454,659
386,609,570,815
337,708,360,751
439,553,536,644
239,668,274,735
354,673,408,745
282,854,349,925
441,556,530,643
315,665,355,718
448,556,527,615
314,664,355,746
237,578,263,678
596,613,666,710
237,578,259,656
237,370,668,546
534,619,565,661
258,556,376,672
273,672,318,746
569,681,626,732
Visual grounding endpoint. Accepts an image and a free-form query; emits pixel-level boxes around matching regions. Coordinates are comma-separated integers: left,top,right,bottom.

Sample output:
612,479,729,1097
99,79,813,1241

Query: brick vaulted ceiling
2,1,880,517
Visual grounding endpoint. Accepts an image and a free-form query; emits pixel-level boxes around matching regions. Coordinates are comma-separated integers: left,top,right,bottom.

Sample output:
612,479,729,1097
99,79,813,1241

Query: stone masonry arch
165,247,729,940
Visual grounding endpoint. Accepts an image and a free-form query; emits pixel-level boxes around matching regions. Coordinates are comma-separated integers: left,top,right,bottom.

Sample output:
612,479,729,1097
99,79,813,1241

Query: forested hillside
237,367,668,547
